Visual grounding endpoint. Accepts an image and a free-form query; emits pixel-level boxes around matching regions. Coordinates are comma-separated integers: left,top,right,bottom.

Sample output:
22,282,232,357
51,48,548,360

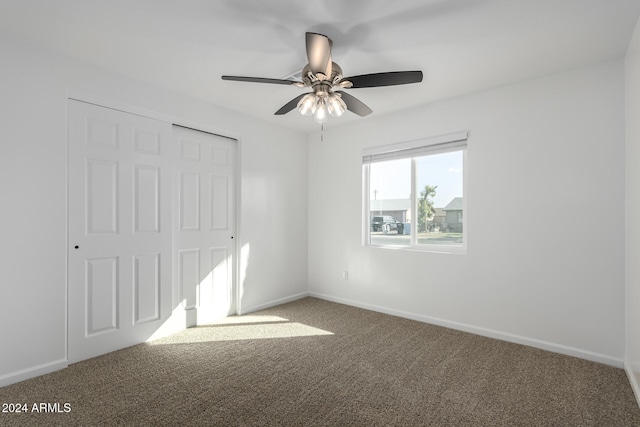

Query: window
363,132,467,252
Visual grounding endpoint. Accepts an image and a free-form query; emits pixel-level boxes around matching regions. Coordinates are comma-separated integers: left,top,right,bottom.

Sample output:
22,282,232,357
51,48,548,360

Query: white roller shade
362,131,468,163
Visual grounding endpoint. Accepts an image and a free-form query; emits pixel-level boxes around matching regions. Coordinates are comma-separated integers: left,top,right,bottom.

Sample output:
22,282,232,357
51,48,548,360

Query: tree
418,185,437,232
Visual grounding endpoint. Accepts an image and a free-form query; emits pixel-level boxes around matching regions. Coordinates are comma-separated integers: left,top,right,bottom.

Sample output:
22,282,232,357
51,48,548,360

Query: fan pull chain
321,123,324,142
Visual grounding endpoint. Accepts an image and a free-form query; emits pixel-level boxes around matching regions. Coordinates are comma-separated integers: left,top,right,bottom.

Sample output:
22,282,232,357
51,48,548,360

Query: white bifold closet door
68,100,173,363
174,125,236,326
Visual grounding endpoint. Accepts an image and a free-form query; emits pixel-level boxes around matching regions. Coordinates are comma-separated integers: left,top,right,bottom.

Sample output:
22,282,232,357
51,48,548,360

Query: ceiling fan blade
335,91,372,117
222,75,299,85
306,32,332,77
274,93,308,115
341,71,423,88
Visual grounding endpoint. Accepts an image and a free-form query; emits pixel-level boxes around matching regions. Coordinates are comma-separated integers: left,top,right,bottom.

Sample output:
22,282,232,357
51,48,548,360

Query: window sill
364,243,467,255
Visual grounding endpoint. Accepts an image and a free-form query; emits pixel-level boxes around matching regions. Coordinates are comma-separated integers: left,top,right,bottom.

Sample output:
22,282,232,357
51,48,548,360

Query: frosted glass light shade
313,97,328,124
297,93,317,116
327,93,346,117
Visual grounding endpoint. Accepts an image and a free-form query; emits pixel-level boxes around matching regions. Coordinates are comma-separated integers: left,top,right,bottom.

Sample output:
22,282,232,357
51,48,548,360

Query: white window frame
362,132,468,254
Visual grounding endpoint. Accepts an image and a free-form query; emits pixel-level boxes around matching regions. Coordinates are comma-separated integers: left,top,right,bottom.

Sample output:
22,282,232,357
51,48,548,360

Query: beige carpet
1,297,639,426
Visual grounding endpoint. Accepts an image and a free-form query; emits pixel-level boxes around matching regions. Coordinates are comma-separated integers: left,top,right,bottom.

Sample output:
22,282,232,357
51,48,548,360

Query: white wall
626,15,640,401
0,35,308,386
308,60,626,365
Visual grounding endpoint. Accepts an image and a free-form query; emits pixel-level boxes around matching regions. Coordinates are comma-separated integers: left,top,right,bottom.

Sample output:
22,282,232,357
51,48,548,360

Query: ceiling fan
222,32,423,124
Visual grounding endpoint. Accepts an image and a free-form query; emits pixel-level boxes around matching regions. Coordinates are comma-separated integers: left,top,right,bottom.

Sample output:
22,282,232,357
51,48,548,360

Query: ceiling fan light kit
298,92,347,123
222,32,423,123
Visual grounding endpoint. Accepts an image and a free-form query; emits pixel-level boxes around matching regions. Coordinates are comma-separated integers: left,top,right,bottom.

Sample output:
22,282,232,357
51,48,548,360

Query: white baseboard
625,361,640,408
309,292,623,368
0,359,68,388
239,292,309,315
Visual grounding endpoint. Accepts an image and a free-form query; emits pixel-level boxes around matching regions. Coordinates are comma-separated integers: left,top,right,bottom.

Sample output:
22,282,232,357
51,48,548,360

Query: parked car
371,216,404,234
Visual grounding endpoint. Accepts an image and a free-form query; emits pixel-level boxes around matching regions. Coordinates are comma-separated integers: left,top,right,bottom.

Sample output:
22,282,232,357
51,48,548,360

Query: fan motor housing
302,62,344,87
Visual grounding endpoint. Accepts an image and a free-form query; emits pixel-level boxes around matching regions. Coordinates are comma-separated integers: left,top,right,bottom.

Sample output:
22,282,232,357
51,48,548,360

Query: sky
369,151,463,208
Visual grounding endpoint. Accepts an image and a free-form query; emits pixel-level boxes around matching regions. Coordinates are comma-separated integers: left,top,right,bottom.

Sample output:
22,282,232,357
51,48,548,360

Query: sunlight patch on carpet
204,314,290,325
146,317,334,345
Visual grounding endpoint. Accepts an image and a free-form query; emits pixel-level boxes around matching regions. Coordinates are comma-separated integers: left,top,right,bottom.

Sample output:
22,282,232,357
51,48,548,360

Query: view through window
369,158,411,247
364,134,466,251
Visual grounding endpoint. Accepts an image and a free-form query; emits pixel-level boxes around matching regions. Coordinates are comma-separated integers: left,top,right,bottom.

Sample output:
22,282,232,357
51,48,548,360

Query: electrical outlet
342,270,349,280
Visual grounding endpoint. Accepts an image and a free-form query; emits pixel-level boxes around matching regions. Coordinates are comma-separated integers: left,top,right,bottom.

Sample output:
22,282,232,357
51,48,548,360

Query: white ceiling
2,0,640,134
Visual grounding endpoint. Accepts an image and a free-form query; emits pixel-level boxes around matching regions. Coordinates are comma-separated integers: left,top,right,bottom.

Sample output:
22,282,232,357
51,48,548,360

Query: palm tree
418,185,437,232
